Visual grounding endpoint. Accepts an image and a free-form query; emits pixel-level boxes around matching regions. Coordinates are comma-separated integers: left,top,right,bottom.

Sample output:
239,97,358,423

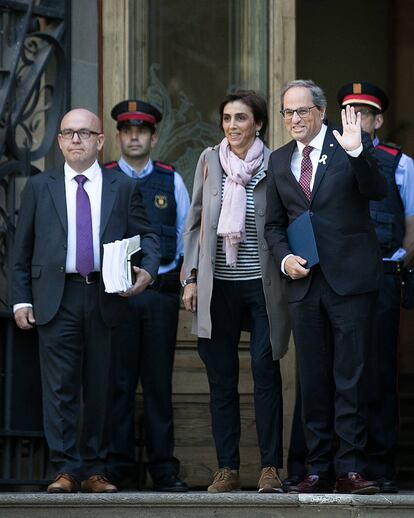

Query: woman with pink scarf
182,91,290,494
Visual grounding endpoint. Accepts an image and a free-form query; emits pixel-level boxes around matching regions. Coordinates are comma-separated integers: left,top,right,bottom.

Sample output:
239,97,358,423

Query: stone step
1,492,414,518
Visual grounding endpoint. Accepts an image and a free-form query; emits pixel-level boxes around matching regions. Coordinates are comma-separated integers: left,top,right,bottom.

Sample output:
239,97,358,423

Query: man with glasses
105,100,190,491
11,108,160,493
337,82,414,493
265,79,387,494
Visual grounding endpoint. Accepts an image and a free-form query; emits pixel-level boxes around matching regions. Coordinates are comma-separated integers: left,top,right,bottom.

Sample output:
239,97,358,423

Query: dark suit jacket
264,126,387,302
11,165,160,325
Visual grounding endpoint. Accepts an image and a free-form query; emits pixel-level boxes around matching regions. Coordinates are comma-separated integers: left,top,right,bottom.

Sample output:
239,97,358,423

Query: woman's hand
183,282,197,312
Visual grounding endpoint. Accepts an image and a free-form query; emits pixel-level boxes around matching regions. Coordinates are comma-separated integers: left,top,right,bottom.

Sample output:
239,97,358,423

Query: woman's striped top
214,166,265,281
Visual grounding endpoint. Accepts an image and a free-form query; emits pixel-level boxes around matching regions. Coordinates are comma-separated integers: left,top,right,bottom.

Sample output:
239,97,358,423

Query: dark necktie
299,145,313,200
74,174,94,277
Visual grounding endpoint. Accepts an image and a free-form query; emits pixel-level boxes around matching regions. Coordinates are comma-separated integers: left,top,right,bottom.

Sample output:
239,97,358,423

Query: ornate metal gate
0,0,69,486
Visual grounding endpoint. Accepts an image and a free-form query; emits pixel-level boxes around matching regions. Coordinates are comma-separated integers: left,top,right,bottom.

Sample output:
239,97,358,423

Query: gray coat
183,145,291,360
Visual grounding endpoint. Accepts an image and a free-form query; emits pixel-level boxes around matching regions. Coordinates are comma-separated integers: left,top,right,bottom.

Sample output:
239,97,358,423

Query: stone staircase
1,492,414,518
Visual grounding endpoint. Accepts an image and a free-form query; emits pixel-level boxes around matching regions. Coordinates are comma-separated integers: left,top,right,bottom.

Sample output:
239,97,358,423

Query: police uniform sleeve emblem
155,194,168,209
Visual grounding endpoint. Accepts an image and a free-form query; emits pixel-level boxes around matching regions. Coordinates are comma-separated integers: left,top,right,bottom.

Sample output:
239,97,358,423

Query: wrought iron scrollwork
0,0,68,487
0,0,68,313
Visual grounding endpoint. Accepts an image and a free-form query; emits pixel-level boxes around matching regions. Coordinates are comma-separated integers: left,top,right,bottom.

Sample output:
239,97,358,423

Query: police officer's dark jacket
370,142,405,258
106,160,177,264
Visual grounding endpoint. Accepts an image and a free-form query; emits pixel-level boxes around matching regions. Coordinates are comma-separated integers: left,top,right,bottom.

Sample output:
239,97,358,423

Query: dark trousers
198,278,283,470
108,287,180,483
286,271,401,481
287,326,334,479
289,268,377,478
366,272,401,479
37,279,112,481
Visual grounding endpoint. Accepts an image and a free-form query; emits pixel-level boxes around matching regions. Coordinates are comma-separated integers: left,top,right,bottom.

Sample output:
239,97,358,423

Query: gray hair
281,79,327,111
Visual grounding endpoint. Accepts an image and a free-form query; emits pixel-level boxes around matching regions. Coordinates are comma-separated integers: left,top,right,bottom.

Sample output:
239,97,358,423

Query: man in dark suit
12,108,160,493
264,79,387,494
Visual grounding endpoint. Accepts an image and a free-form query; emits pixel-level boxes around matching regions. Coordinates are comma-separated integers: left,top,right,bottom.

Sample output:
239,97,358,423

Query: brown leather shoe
47,473,79,493
257,466,283,493
207,468,240,493
81,475,118,493
335,472,379,494
289,474,333,493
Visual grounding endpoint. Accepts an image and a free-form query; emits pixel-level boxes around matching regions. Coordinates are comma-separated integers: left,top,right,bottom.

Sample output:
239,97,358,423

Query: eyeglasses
59,129,101,140
280,106,317,119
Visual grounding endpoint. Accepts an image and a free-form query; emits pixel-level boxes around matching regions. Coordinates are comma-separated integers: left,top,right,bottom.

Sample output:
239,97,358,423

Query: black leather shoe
378,478,398,493
282,475,304,492
153,474,189,492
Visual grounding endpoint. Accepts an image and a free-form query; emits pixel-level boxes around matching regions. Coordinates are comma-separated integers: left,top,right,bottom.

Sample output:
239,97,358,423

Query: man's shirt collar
118,157,153,178
296,124,327,154
64,160,101,181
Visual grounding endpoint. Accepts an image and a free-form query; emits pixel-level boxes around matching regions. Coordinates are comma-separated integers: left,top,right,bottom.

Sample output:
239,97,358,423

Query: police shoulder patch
104,161,119,169
377,142,401,157
154,160,175,173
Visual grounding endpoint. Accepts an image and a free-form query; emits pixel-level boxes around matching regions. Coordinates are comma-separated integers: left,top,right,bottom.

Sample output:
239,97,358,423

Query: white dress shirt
290,124,328,189
64,160,102,273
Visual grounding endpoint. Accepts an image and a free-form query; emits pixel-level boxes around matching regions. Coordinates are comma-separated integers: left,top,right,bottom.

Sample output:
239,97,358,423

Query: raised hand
332,105,362,152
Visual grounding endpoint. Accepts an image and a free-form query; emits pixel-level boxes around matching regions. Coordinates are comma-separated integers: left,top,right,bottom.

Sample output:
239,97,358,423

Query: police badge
155,194,168,209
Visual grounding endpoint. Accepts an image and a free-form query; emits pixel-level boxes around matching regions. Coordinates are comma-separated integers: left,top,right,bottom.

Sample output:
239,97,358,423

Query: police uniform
106,100,190,491
339,83,414,490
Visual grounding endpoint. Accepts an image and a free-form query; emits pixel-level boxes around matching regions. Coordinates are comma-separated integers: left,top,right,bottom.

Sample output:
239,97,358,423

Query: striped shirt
214,166,265,280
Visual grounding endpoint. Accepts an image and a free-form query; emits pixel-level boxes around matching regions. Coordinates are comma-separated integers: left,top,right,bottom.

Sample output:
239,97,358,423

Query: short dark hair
219,90,268,140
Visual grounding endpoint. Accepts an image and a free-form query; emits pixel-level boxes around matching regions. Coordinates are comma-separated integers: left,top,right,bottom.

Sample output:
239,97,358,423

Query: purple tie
299,145,313,200
74,174,94,277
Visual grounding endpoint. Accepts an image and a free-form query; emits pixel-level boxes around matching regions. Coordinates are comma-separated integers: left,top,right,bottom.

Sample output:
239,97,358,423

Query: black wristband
180,277,197,287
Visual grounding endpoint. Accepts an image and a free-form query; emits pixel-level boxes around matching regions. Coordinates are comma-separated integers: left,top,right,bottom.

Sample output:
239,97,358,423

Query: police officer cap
337,82,389,113
111,99,162,130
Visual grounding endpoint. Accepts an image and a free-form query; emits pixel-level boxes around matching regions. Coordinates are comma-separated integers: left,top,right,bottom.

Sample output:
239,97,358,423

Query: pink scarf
217,137,264,267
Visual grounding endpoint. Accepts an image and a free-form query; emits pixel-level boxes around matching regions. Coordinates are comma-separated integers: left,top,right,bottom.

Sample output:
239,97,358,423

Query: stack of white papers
102,235,141,293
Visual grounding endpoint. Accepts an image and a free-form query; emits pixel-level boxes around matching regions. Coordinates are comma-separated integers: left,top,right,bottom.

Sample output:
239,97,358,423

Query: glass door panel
132,0,268,188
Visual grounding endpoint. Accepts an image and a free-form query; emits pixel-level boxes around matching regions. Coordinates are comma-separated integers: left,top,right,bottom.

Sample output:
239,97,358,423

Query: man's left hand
333,105,362,152
118,267,152,297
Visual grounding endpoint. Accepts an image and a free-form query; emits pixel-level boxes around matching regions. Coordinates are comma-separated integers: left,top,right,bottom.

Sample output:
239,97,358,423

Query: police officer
106,99,190,491
337,82,414,493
